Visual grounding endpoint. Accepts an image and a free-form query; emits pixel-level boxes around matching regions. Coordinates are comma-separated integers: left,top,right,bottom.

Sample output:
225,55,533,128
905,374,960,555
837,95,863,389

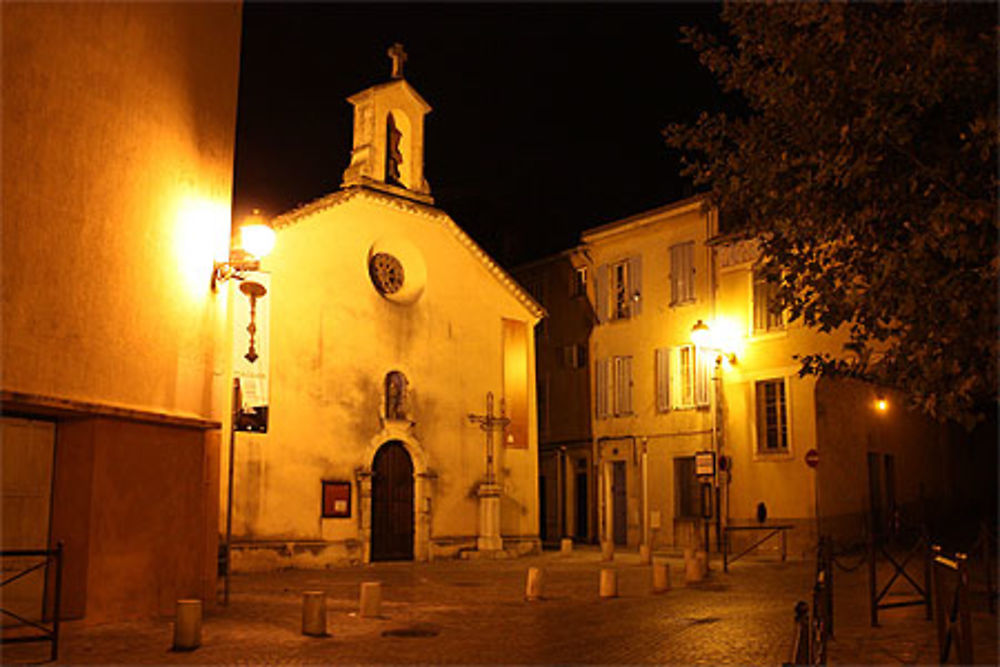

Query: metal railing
1,542,63,662
784,536,833,665
868,522,931,626
931,545,973,664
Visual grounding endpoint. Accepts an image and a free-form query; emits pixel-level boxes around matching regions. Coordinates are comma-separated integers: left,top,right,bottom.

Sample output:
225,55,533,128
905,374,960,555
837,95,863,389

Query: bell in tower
341,43,433,204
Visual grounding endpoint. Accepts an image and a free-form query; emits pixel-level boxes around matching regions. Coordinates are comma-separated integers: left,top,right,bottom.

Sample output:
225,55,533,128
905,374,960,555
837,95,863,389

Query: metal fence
785,536,833,666
1,542,63,662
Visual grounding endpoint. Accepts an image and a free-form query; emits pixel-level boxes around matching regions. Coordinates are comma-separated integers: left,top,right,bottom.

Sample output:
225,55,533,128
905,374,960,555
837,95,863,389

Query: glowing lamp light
875,397,889,412
240,211,276,259
691,319,712,348
212,208,276,290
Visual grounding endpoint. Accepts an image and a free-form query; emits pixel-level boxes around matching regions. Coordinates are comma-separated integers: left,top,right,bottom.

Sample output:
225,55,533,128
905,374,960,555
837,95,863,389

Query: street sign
805,449,820,468
695,451,715,477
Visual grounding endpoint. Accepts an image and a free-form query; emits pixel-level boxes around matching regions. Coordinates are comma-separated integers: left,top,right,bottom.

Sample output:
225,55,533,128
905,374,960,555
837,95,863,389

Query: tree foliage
665,1,998,426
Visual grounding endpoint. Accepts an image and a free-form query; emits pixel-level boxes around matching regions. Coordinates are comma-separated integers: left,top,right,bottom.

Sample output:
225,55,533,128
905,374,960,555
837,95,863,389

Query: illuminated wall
2,2,239,416
2,2,242,621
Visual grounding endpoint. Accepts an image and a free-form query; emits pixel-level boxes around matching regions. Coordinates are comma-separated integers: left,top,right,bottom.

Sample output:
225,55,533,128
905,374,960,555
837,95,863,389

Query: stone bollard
601,541,614,561
599,568,618,598
359,581,382,618
302,591,327,637
652,561,671,593
172,599,202,651
560,538,573,555
685,549,704,584
525,567,544,601
639,544,652,565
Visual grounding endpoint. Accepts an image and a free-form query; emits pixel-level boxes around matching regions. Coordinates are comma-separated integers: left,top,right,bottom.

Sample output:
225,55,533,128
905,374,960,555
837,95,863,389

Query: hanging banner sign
233,271,270,432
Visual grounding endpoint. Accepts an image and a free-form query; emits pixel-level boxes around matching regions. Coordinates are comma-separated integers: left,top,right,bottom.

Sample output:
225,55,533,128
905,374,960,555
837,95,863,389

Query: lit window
613,260,630,320
756,379,789,452
670,242,695,305
753,273,784,333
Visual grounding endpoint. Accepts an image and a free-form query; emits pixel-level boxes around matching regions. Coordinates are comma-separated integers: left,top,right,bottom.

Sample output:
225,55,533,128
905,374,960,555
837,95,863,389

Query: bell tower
342,43,433,204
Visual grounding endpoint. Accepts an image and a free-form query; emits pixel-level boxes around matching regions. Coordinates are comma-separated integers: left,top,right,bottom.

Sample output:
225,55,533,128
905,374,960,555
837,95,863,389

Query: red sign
805,449,820,468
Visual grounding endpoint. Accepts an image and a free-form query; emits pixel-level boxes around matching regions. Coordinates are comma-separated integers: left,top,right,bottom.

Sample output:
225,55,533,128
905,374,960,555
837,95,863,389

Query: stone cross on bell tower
387,43,407,79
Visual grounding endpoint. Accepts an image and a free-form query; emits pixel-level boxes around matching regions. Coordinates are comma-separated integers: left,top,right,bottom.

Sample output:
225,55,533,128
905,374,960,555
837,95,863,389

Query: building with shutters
227,48,544,570
533,197,979,559
2,2,242,622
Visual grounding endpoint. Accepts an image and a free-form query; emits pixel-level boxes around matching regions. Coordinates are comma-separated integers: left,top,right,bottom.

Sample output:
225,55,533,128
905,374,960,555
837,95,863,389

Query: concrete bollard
525,567,544,601
359,581,382,618
172,599,202,651
685,549,704,584
639,544,652,565
601,540,614,561
560,538,573,555
652,561,671,593
302,590,327,637
599,568,618,598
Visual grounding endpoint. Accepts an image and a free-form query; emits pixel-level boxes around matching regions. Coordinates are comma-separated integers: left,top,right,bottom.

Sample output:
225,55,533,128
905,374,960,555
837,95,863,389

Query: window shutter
595,264,608,324
695,349,711,407
628,255,642,317
619,356,633,414
655,348,670,413
595,358,609,418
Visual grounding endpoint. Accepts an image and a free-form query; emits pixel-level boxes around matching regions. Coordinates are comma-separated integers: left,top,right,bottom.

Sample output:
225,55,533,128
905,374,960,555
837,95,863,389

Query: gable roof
271,185,546,321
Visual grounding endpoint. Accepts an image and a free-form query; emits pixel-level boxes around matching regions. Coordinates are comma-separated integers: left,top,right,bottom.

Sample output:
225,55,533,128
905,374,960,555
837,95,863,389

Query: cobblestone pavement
4,545,996,665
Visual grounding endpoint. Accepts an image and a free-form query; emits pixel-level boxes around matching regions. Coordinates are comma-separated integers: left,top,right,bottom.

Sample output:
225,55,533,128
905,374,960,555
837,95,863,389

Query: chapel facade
226,47,543,569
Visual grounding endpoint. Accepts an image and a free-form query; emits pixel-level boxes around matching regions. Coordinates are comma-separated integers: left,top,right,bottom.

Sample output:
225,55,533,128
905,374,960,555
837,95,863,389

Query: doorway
575,471,588,540
371,441,414,561
612,461,627,545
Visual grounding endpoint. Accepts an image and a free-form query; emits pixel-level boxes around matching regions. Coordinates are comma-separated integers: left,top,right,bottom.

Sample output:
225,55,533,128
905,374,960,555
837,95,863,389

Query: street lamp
212,209,276,290
217,209,276,606
691,319,737,557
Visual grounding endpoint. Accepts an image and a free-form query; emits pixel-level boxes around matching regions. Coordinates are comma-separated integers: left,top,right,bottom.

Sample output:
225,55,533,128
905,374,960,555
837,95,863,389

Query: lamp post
691,319,735,555
215,209,275,605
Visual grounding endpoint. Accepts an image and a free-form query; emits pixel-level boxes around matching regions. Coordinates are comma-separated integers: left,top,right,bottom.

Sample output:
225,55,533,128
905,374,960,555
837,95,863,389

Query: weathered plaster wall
2,2,241,418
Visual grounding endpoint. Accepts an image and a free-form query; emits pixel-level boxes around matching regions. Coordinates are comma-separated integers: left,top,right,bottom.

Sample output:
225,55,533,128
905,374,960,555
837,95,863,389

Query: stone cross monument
468,392,509,551
387,43,407,79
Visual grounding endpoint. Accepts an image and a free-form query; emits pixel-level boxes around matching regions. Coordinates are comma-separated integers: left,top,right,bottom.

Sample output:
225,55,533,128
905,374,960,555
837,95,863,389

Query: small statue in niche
385,371,408,420
385,113,403,186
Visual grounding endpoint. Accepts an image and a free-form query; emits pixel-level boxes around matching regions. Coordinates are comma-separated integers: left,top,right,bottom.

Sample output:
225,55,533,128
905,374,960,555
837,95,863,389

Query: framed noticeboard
321,481,351,518
695,451,716,478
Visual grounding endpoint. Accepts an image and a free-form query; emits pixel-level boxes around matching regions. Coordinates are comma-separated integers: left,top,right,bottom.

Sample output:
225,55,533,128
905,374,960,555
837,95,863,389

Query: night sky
233,2,728,268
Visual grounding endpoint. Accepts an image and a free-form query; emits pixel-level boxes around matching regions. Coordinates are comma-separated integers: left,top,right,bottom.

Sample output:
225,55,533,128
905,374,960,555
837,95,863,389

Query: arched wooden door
371,441,414,561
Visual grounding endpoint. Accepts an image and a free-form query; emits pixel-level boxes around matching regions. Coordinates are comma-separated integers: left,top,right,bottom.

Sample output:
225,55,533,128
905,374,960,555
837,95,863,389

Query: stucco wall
2,2,241,418
229,192,539,566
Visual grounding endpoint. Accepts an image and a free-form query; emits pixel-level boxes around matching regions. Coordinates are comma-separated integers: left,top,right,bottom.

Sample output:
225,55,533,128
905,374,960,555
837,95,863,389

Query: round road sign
805,449,820,468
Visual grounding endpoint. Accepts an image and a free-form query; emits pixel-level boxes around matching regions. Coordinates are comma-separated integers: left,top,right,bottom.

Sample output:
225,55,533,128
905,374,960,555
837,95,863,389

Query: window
753,273,784,333
612,260,630,319
613,355,633,416
655,347,670,413
670,345,710,410
595,356,631,418
755,379,789,452
595,256,642,322
572,266,588,298
670,242,695,305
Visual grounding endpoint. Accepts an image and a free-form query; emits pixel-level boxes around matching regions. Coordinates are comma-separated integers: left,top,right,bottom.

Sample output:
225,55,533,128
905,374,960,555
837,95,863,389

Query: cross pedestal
476,483,503,551
468,392,509,552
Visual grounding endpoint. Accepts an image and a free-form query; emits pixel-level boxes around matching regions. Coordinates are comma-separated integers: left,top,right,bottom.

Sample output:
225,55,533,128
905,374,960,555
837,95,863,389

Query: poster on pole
233,271,270,432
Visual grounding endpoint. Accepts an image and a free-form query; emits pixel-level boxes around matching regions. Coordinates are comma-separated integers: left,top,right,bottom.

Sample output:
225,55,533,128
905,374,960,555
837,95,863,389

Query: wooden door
612,461,627,545
371,441,413,561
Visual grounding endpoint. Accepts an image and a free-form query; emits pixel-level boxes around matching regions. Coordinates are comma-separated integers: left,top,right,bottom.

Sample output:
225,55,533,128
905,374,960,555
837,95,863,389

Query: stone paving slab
4,546,994,665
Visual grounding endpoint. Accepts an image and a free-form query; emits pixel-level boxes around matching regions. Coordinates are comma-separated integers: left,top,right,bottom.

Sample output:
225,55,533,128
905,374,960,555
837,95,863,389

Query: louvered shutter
629,255,642,317
655,348,670,413
595,358,609,418
695,348,711,407
595,264,608,324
